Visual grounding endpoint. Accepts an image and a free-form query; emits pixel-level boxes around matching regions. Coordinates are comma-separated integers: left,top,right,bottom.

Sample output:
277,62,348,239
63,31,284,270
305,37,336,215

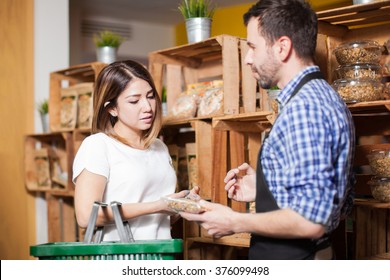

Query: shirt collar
277,66,321,110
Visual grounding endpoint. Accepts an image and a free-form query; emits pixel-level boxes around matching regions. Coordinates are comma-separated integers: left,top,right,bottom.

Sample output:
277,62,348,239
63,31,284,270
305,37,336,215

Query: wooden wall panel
0,0,35,259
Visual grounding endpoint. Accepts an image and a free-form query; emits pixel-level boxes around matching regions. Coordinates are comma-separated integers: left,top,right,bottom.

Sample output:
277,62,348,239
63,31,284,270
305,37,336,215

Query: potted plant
37,99,49,133
93,30,125,64
178,0,216,43
266,86,280,114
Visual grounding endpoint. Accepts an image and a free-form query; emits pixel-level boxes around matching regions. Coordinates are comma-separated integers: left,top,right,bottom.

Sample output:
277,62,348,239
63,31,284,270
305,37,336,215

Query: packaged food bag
76,83,94,129
60,87,78,130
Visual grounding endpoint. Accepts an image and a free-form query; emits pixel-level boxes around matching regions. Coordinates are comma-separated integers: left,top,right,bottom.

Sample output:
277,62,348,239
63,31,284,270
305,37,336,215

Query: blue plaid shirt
261,66,355,232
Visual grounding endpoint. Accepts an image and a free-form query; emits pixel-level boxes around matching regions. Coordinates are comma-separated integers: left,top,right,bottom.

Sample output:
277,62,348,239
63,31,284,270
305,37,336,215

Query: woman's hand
185,185,201,201
224,162,256,202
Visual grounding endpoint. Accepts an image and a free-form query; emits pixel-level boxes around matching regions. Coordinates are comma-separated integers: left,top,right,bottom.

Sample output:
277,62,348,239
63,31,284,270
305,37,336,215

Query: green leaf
178,0,215,19
37,99,49,115
93,30,125,48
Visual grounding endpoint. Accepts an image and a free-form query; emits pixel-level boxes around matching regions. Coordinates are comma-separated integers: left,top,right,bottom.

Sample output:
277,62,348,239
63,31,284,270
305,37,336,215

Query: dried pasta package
34,148,51,188
187,81,213,99
60,87,78,130
187,80,223,104
197,87,224,117
76,83,94,129
168,93,198,120
186,143,197,190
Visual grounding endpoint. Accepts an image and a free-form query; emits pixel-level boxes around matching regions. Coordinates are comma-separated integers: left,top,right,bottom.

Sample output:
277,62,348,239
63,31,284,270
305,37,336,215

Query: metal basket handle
110,201,135,243
83,201,108,244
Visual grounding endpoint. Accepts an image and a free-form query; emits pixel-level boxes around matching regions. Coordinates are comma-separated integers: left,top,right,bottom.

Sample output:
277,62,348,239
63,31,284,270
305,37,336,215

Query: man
180,0,355,260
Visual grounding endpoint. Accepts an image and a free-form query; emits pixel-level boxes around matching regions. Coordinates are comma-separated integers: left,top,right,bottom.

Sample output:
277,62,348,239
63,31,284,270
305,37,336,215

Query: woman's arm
74,169,178,228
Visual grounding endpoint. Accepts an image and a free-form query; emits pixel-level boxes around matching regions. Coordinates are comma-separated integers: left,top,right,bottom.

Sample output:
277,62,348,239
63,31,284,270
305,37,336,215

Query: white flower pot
186,17,212,43
96,46,118,64
40,113,49,133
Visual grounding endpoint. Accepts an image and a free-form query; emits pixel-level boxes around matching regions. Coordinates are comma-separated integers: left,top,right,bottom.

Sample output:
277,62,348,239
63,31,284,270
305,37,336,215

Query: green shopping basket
30,239,183,260
30,201,183,260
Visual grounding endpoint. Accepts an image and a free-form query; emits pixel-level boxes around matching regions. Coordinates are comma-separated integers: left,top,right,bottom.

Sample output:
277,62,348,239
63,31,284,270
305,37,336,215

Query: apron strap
250,71,327,260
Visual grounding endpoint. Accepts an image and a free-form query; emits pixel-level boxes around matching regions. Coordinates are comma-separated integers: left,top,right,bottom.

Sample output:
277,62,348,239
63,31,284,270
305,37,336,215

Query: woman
73,60,188,241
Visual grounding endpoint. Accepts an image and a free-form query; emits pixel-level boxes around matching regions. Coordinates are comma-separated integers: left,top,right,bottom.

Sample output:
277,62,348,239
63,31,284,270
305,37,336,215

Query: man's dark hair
243,0,318,61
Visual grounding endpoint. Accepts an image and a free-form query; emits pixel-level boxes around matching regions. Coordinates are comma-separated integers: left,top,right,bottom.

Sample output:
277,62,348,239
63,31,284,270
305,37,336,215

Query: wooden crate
149,35,258,121
24,132,74,194
73,128,91,156
46,193,78,242
353,200,390,259
49,62,106,132
162,120,213,199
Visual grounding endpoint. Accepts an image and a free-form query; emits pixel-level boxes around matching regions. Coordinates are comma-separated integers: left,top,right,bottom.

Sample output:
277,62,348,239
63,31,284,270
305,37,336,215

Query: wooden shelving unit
318,1,390,260
24,63,103,243
154,2,390,260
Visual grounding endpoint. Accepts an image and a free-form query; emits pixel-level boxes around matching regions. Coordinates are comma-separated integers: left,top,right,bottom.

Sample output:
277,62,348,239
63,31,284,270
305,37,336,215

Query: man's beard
253,66,272,89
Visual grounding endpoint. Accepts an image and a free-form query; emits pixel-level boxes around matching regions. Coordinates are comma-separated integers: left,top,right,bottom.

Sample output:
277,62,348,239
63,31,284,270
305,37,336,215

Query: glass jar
333,40,382,65
368,177,390,203
266,89,280,113
367,148,390,177
332,78,383,103
333,63,382,80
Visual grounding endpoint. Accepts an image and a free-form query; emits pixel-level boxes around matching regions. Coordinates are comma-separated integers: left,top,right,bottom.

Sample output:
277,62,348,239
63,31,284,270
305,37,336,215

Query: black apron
249,71,331,260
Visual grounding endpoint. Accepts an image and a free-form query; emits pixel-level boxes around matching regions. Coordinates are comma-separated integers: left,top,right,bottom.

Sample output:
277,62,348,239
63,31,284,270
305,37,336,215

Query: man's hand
180,200,238,238
224,162,256,202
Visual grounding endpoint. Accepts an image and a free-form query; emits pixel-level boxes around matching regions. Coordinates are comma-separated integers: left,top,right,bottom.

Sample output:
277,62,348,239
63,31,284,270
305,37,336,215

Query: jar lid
333,40,381,51
367,148,390,157
368,177,390,184
332,78,383,86
335,63,382,70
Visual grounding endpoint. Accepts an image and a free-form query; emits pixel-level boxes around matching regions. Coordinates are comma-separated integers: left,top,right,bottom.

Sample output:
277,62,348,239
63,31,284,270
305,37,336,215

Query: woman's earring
110,113,117,117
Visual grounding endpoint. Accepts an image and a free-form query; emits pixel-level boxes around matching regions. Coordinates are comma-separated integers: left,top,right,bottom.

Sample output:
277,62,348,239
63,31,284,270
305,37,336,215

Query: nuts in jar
332,78,383,103
333,40,382,65
367,148,390,177
368,177,390,203
333,63,382,80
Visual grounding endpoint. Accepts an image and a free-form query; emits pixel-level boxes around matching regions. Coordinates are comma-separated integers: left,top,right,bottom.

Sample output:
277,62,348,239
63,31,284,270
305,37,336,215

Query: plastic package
169,93,198,119
197,87,224,117
163,197,205,214
333,40,382,65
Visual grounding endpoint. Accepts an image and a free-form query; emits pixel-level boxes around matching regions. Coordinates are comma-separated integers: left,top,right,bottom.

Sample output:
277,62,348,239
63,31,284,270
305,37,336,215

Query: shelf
212,111,273,132
209,100,390,132
348,100,390,115
49,189,74,197
187,234,250,248
354,198,390,209
317,1,390,29
370,252,390,260
163,116,214,127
